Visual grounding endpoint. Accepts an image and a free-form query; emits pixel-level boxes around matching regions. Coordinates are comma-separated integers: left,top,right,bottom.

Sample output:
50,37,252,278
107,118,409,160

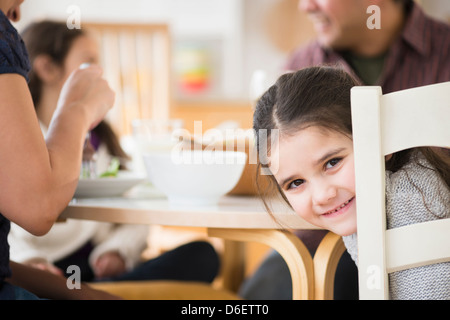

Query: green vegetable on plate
99,157,120,177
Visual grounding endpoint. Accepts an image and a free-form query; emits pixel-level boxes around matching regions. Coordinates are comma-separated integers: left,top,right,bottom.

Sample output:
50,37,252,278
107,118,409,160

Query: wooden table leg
313,231,346,300
208,228,314,300
219,239,246,293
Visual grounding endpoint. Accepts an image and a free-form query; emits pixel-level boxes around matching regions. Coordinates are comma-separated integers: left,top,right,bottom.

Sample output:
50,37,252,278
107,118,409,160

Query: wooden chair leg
208,228,314,300
313,232,346,300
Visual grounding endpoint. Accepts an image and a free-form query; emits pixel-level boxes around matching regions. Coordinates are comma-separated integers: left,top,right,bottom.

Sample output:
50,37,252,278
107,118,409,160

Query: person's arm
0,66,114,236
7,261,121,300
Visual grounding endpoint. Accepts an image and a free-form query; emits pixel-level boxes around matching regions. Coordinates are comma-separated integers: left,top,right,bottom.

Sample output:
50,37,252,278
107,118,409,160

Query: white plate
74,172,146,198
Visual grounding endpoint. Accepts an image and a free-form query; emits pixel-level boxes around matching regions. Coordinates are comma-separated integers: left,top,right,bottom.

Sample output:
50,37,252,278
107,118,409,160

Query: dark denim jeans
56,240,220,284
0,281,40,300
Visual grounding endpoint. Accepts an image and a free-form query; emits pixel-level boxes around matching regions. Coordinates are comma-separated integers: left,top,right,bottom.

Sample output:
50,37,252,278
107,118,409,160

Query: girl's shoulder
0,10,30,80
385,153,450,229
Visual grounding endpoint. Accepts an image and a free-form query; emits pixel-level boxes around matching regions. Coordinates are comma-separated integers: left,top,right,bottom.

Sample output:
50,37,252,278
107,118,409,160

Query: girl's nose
311,180,337,206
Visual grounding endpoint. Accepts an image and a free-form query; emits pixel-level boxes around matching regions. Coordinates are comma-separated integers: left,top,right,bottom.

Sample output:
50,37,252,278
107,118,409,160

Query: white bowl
142,150,247,206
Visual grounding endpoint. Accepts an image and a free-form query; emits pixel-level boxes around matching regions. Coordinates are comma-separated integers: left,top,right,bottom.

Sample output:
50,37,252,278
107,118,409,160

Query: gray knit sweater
343,153,450,300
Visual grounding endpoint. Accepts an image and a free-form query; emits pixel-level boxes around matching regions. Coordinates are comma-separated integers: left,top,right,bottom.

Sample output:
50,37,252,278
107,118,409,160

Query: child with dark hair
21,20,129,169
253,66,449,299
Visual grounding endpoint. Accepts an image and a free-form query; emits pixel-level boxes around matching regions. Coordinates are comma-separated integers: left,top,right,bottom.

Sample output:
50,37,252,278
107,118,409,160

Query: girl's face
59,34,100,84
270,126,357,236
44,35,99,119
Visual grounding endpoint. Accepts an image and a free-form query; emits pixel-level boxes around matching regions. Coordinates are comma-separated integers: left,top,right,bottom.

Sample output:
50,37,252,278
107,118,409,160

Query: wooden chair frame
83,22,172,136
351,82,450,299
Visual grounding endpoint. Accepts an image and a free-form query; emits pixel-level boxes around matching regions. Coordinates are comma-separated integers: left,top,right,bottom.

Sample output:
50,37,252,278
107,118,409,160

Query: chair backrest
83,22,172,136
350,82,450,299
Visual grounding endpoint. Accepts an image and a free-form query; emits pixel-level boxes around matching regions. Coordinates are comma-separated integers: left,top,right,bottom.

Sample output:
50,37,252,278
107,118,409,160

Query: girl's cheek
288,196,313,222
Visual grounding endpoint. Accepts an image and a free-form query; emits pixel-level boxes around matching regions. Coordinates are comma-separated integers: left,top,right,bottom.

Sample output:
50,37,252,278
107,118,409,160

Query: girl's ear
33,55,62,84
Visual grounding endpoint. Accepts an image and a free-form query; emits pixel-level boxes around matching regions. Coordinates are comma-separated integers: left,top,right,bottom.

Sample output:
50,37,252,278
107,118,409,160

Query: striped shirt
285,3,450,93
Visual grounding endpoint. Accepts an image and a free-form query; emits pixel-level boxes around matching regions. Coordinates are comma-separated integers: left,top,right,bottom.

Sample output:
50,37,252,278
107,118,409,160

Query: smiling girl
253,66,450,299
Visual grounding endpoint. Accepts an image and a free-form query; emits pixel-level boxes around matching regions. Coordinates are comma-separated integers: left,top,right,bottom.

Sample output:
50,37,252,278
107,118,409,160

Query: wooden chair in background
83,22,171,136
351,82,450,299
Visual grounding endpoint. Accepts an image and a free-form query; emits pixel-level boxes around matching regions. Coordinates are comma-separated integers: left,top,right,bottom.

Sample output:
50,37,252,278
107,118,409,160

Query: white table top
61,185,318,230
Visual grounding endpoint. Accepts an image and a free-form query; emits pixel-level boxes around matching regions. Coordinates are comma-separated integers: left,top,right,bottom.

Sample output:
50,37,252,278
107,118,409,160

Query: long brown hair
253,66,450,214
21,20,129,166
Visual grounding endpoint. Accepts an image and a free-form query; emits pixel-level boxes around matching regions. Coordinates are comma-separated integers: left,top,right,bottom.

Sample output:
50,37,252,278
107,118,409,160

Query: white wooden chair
350,82,450,299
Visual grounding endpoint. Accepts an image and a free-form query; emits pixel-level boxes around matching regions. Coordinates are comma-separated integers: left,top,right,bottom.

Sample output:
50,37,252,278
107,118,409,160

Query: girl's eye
287,179,305,190
325,157,342,170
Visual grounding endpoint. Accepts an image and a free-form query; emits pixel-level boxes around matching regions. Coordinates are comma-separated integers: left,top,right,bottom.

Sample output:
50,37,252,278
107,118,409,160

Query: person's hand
93,251,126,279
56,64,115,131
24,258,64,277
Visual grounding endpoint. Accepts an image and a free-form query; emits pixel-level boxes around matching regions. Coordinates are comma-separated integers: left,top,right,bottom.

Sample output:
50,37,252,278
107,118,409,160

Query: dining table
60,184,346,300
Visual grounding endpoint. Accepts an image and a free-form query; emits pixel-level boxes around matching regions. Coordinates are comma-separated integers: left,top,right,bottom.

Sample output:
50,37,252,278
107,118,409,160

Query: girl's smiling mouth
321,197,355,218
